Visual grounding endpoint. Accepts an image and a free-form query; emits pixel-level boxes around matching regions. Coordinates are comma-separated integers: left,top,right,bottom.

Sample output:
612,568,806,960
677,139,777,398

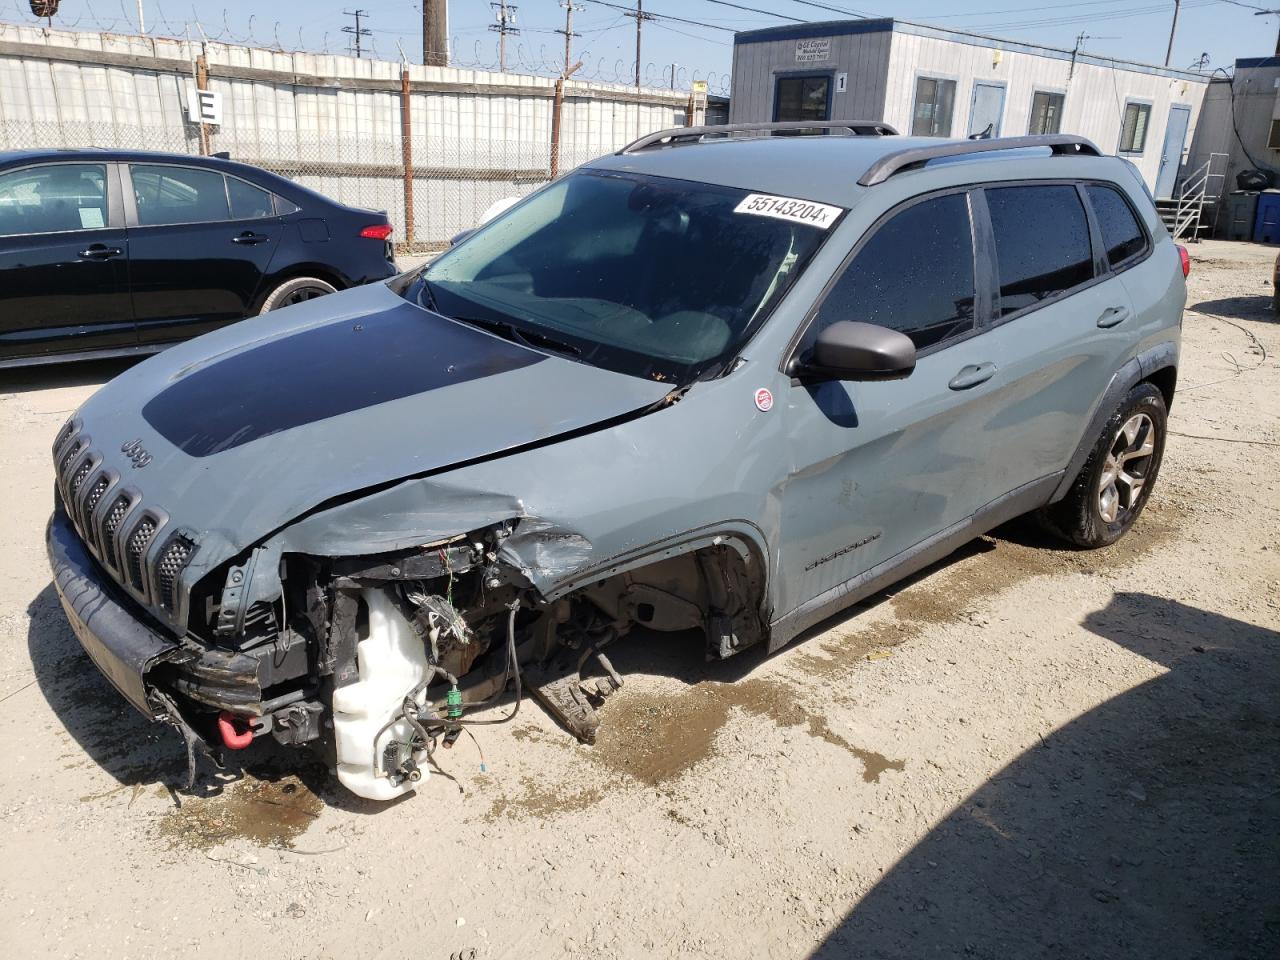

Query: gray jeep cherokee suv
46,125,1186,799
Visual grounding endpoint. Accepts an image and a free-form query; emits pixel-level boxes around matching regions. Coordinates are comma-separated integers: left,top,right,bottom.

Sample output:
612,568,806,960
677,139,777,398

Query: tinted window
415,169,834,382
1119,102,1151,153
227,176,274,219
812,193,975,351
912,77,956,137
1029,91,1064,135
987,185,1094,317
1087,184,1147,267
775,76,830,123
131,164,230,226
0,163,108,236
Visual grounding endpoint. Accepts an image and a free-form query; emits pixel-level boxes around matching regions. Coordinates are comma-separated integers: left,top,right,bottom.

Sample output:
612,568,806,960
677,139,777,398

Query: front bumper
46,505,180,720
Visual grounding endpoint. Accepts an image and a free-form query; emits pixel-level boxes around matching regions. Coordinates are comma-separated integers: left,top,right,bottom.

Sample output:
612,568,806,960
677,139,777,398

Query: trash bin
1253,190,1280,244
1226,192,1259,242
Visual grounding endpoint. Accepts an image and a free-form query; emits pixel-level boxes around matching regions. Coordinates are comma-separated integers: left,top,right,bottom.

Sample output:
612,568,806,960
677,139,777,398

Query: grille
59,440,84,484
124,516,158,592
67,459,94,497
80,474,111,535
154,534,195,613
53,419,77,457
100,493,133,568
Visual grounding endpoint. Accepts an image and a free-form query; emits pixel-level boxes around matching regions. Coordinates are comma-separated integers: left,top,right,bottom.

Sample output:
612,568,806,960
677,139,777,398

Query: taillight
360,224,393,240
1176,244,1190,278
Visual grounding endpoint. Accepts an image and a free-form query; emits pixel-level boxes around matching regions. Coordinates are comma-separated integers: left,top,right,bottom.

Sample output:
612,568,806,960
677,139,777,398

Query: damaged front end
54,500,767,801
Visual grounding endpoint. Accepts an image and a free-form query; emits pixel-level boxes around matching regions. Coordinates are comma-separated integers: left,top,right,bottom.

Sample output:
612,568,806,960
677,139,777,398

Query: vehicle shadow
1190,295,1275,323
25,582,373,811
809,593,1280,959
0,356,144,395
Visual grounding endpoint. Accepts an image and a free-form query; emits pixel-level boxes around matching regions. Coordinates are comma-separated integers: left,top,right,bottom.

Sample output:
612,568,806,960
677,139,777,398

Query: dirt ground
1,241,1277,960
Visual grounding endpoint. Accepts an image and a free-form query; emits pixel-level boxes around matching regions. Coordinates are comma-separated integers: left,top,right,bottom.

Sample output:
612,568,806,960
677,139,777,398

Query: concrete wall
0,22,698,245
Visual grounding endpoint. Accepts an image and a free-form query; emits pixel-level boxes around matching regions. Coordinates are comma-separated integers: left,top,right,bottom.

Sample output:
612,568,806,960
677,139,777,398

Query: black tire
1039,382,1167,548
258,276,337,314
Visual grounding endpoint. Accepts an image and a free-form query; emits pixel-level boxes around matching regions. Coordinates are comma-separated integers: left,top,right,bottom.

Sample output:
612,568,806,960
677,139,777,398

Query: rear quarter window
1086,184,1148,268
986,184,1093,317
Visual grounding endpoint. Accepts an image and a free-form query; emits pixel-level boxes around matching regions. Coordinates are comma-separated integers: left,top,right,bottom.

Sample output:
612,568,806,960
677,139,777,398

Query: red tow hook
217,711,256,750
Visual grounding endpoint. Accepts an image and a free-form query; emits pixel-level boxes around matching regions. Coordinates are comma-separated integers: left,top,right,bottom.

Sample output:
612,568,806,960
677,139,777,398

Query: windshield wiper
448,314,582,358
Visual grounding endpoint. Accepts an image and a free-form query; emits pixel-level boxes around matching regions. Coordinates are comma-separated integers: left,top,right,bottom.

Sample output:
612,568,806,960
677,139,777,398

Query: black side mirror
793,321,916,381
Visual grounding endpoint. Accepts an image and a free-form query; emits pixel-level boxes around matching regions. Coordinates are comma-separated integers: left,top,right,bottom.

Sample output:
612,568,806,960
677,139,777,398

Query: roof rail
619,120,899,154
857,134,1102,186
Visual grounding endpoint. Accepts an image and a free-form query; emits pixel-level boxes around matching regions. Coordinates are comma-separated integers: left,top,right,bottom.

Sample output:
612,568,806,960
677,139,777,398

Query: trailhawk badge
754,388,774,412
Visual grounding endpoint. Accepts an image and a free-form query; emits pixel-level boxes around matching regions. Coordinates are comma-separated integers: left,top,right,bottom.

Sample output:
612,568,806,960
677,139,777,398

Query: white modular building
728,19,1210,198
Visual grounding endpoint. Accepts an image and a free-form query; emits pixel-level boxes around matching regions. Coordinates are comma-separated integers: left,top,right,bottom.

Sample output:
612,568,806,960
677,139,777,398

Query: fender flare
1048,340,1178,503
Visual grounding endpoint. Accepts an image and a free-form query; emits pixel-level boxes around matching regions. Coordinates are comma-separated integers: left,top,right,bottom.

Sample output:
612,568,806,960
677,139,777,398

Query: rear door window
0,163,108,235
810,192,976,351
986,185,1094,317
1086,184,1148,268
227,176,275,220
130,164,230,226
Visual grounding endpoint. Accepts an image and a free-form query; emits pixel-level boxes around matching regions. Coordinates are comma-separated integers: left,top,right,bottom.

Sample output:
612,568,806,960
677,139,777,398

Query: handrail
856,134,1103,186
618,120,899,154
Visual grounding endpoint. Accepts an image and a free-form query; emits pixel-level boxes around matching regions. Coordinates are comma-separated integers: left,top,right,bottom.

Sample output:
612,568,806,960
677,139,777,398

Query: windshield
401,168,840,382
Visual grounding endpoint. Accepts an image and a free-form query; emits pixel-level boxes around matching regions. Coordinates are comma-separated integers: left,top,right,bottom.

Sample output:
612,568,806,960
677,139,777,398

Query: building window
1268,119,1280,150
912,76,957,137
774,75,830,123
1029,91,1065,135
1119,102,1152,154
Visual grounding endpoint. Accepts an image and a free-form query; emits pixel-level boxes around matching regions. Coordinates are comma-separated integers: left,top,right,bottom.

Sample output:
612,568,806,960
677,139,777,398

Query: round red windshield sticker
754,387,774,412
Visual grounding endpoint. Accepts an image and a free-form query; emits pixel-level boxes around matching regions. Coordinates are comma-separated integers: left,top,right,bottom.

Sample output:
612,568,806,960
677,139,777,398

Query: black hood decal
142,304,545,458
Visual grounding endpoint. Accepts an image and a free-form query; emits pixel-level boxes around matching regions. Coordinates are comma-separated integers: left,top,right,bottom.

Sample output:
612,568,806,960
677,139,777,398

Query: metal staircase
1156,152,1228,241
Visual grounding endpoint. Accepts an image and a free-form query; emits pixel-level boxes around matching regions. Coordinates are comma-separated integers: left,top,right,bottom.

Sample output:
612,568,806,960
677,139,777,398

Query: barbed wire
0,1,732,94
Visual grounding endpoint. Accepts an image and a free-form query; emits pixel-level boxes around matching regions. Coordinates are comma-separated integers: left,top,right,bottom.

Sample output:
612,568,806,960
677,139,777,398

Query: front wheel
258,276,337,314
1039,382,1167,548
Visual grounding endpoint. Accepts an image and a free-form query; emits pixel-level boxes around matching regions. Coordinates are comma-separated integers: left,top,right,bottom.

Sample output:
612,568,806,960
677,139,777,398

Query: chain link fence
1,120,608,252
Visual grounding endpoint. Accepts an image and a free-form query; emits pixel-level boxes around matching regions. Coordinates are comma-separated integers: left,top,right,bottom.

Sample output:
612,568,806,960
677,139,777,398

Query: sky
2,0,1266,91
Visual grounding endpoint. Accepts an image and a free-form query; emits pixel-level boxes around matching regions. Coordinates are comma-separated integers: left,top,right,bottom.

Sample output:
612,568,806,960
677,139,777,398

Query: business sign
186,87,224,126
796,38,831,63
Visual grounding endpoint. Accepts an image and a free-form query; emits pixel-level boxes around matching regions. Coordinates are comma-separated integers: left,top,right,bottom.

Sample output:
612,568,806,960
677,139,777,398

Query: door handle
1097,306,1130,328
948,362,997,391
232,232,270,245
79,244,123,260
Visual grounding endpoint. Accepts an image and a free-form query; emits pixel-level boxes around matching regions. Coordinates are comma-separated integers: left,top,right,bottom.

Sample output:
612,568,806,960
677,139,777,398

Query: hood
69,282,671,570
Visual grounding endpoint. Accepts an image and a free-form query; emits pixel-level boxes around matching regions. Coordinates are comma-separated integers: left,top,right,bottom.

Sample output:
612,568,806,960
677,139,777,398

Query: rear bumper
46,505,180,720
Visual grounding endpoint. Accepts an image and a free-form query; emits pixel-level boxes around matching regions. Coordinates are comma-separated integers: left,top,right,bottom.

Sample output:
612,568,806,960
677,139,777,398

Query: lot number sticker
735,194,843,230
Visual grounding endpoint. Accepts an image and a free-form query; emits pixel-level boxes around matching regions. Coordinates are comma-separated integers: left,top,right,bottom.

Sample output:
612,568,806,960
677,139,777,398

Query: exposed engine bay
161,522,766,800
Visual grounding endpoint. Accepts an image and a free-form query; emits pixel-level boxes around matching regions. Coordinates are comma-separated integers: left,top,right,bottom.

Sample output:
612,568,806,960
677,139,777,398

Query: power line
490,1,519,72
697,0,803,22
583,0,736,33
341,8,371,59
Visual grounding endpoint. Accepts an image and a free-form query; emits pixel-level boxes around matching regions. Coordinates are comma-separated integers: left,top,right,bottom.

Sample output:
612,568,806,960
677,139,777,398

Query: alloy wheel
1097,412,1157,524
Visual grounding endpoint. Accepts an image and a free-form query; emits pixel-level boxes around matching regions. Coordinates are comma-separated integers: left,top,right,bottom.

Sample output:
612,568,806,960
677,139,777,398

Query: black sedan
0,148,398,366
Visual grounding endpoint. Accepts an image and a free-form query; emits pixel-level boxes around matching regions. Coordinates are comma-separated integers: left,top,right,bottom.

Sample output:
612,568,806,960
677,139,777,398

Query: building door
969,82,1006,138
1155,105,1192,199
773,75,831,123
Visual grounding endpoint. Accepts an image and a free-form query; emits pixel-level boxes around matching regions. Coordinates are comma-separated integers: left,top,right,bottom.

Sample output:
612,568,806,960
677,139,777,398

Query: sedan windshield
402,168,839,382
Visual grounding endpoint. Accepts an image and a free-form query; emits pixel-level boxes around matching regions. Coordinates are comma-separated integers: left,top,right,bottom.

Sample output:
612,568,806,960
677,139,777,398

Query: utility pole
422,0,447,67
1164,0,1180,67
490,2,519,73
624,1,654,88
342,9,371,59
136,0,146,33
1253,9,1280,58
557,1,583,79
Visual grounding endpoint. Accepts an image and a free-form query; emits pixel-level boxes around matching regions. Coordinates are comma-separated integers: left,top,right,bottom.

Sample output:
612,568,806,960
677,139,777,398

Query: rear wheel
1039,382,1166,548
258,277,337,314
